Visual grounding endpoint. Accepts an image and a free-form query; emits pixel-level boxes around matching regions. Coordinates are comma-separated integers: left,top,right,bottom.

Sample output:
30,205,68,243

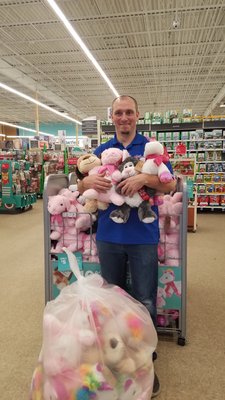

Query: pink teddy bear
82,148,125,207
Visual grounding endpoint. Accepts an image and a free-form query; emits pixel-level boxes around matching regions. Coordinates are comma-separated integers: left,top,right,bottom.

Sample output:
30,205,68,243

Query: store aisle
0,201,224,399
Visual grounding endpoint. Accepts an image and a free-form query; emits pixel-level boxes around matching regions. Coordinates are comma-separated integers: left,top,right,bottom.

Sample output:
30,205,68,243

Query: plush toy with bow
142,140,173,183
109,156,157,224
82,148,125,208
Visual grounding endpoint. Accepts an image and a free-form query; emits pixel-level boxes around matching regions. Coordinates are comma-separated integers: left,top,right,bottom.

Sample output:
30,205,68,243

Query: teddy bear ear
122,149,130,161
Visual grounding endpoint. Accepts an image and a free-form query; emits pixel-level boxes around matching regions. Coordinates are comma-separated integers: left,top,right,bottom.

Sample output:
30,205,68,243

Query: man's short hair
112,95,138,112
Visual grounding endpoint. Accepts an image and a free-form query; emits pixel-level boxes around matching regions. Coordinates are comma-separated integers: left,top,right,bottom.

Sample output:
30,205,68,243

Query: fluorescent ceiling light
4,135,34,139
0,133,6,137
46,0,119,98
220,104,225,107
0,83,82,125
0,120,55,136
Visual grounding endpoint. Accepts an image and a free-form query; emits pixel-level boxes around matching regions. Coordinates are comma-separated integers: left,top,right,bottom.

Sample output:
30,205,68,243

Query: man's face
111,97,139,136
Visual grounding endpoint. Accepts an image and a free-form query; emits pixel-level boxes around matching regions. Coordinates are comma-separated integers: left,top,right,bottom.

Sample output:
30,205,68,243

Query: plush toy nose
110,338,118,348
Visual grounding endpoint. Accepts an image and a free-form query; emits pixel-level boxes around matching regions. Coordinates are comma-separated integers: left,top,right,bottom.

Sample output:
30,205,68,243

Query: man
78,95,176,397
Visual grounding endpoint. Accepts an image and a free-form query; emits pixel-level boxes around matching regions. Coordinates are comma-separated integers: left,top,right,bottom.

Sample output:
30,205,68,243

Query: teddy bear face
101,148,123,165
144,141,164,157
77,154,101,174
48,195,68,215
119,157,139,179
103,333,126,365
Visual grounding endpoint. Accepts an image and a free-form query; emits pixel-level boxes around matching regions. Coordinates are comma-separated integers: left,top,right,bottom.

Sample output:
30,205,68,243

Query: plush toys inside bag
30,249,158,400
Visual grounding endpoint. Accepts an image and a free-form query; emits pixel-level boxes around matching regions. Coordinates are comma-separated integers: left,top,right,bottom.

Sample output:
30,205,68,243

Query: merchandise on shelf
0,160,37,211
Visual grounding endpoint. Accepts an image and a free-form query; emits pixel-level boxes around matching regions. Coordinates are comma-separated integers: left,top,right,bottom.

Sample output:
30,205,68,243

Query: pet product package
30,248,157,400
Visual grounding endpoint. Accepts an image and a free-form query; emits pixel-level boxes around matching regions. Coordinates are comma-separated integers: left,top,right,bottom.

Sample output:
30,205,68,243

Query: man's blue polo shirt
94,132,173,245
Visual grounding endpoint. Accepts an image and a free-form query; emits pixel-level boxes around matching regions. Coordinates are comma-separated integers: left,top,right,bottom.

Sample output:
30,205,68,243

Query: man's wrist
77,178,85,193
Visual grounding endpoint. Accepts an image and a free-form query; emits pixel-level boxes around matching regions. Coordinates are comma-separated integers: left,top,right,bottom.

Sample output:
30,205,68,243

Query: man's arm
77,173,112,194
116,173,176,197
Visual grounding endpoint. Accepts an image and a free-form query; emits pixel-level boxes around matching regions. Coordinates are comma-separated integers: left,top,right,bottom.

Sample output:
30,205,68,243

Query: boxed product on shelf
204,131,213,139
212,129,223,138
198,184,206,193
170,110,179,119
152,112,162,124
205,151,214,161
180,131,189,141
197,152,205,162
205,184,215,193
165,142,173,151
195,173,204,183
195,129,204,139
213,151,222,161
198,195,209,206
172,131,180,141
220,195,225,206
207,163,225,173
188,141,197,150
158,132,165,141
212,173,222,182
215,184,225,193
144,111,151,120
189,131,198,140
182,109,192,117
165,131,172,141
198,163,207,172
150,131,157,139
143,132,150,139
209,195,220,206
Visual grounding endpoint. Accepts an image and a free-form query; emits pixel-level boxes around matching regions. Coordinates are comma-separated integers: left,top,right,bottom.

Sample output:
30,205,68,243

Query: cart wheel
4,203,15,210
178,337,186,346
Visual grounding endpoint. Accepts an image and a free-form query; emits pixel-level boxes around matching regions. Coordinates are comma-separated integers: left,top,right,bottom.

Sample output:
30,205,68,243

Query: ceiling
0,0,225,126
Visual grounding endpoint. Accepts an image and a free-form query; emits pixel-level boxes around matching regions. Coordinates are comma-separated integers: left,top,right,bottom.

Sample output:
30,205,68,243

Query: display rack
0,159,37,212
170,157,197,232
157,177,188,345
43,174,188,345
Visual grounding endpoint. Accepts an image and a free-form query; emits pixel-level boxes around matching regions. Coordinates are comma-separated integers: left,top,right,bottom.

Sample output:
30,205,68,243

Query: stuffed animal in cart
82,148,125,208
109,156,157,224
142,140,173,183
76,153,109,213
48,194,72,240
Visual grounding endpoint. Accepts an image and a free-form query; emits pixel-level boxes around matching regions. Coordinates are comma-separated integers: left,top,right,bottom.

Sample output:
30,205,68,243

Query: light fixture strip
0,83,82,125
0,120,55,137
46,0,119,98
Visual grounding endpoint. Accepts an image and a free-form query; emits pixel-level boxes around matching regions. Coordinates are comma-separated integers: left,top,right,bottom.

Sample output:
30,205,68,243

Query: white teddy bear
142,140,173,183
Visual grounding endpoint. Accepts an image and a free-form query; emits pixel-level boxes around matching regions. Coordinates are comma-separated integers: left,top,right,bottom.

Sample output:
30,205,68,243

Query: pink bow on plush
98,165,117,175
51,214,63,224
145,154,169,166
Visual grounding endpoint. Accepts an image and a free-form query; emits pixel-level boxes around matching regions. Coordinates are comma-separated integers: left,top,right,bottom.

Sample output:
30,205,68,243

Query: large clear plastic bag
30,249,157,400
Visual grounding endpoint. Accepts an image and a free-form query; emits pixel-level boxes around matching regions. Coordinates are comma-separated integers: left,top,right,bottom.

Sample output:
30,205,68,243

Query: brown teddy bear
76,153,108,213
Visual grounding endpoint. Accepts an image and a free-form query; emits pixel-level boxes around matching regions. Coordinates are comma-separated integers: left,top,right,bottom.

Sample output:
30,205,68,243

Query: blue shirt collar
111,131,144,148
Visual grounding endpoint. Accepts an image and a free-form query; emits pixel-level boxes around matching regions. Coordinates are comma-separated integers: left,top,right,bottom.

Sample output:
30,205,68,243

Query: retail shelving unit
0,159,37,212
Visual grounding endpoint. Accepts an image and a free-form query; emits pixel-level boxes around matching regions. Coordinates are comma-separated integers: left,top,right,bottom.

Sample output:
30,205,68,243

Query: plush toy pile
158,191,183,266
30,250,157,400
75,140,171,224
48,186,97,257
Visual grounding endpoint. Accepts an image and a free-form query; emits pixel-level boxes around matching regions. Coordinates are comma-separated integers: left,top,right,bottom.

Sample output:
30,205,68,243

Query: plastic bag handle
63,247,83,281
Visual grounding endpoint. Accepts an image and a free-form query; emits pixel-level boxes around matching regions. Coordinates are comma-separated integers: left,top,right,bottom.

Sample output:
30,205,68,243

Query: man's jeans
96,240,158,328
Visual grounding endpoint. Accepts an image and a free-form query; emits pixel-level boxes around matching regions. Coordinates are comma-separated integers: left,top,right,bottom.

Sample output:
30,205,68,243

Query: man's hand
78,173,112,194
117,174,146,197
